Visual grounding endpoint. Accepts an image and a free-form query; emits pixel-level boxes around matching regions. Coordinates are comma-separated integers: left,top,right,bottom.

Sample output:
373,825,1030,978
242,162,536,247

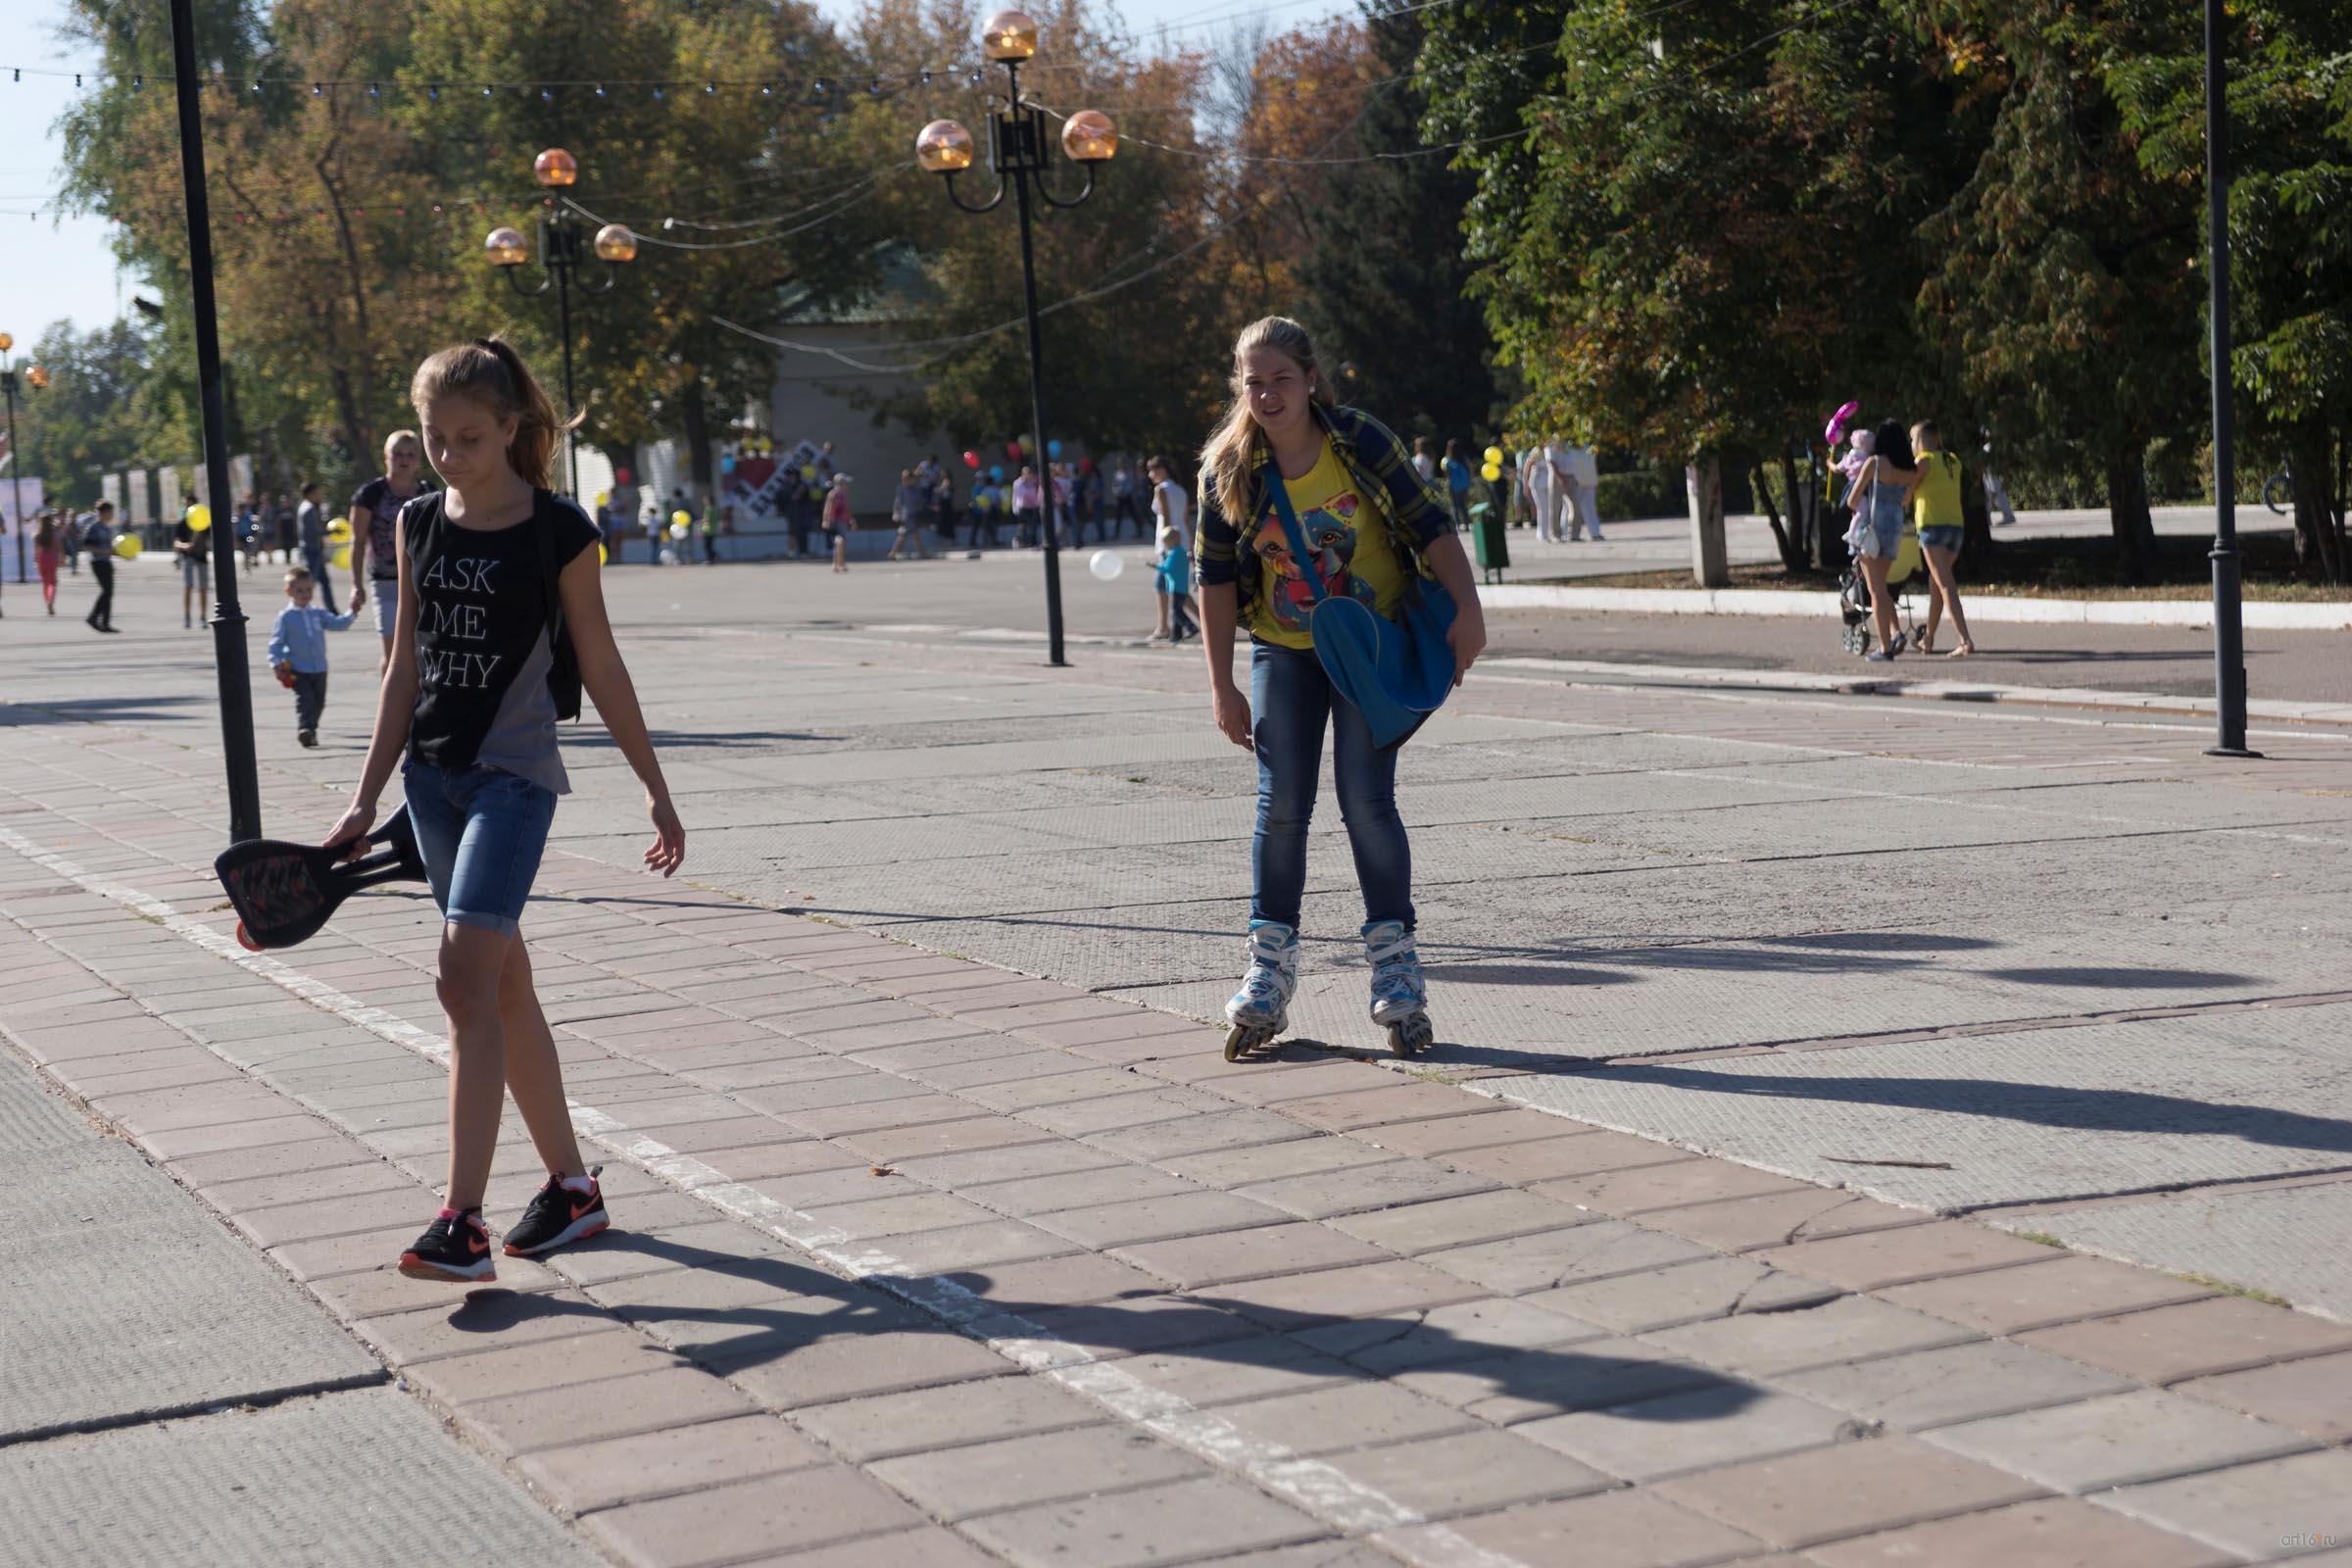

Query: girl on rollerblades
1194,316,1488,1059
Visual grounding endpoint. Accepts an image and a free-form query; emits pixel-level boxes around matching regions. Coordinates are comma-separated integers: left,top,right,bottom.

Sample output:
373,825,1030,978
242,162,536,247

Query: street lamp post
485,149,635,500
2202,0,2258,759
916,11,1117,668
0,334,49,611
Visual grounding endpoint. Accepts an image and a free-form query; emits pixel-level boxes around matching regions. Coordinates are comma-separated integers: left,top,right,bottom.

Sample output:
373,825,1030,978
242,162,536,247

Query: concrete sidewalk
4,558,2352,1564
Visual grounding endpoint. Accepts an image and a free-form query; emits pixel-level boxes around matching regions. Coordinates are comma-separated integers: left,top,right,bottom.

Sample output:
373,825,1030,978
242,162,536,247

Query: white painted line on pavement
0,821,1526,1568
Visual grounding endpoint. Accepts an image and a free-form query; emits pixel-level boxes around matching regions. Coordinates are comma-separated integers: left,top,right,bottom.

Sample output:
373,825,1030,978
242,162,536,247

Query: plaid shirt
1196,404,1454,619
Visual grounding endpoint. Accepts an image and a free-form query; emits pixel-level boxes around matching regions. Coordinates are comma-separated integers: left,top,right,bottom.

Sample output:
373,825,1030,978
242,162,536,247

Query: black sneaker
504,1169,609,1257
397,1209,496,1283
297,729,317,748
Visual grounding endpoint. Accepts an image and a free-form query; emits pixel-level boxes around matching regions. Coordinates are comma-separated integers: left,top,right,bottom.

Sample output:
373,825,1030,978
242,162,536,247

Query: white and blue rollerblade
1364,919,1433,1057
1223,920,1298,1061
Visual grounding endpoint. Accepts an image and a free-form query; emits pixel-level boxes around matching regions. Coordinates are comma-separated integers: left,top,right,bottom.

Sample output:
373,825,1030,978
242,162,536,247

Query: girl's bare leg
497,933,588,1178
1926,547,1975,654
436,922,513,1210
1860,555,1897,652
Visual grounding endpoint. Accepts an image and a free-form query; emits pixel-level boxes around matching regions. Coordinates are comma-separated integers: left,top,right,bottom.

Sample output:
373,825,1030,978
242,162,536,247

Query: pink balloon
1823,400,1861,445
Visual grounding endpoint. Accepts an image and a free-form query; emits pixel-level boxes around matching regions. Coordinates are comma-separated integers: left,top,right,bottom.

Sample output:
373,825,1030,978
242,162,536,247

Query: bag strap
1261,462,1330,607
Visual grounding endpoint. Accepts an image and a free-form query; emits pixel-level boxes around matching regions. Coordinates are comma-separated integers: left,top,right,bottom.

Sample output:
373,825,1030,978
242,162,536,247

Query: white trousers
1526,479,1568,542
1566,481,1603,540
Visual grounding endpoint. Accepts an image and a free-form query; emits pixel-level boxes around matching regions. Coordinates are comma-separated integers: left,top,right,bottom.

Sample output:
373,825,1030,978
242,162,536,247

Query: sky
0,0,1350,347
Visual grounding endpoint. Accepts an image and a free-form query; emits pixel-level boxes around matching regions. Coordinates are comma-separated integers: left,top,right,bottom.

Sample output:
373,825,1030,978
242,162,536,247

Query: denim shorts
368,576,399,638
1919,525,1963,554
401,760,556,936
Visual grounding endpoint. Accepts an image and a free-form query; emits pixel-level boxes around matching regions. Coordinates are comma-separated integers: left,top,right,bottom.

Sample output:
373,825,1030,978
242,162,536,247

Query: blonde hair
409,336,578,488
383,428,419,460
1198,317,1336,528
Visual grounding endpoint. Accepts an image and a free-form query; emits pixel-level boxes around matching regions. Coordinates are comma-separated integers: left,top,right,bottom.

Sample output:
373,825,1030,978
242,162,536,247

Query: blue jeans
402,761,557,936
1250,642,1413,933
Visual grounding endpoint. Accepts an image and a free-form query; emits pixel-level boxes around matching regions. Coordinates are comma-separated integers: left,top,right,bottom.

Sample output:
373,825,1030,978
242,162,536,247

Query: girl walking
1842,418,1921,662
323,336,685,1283
824,472,856,572
33,511,61,613
1908,419,1977,658
1196,317,1487,1055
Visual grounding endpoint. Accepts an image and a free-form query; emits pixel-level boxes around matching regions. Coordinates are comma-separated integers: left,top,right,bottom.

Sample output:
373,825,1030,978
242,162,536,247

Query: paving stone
1310,1296,1609,1375
744,1527,1005,1568
968,1164,1202,1219
1446,1130,1693,1184
888,1139,1127,1190
1112,1221,1390,1288
1232,1159,1497,1220
2095,1451,2352,1563
1272,1082,1501,1131
949,1250,1166,1310
956,1474,1327,1568
866,1219,1076,1275
909,1049,1097,1091
1400,1336,1722,1424
1199,1060,1399,1105
1331,1426,1615,1519
1346,1106,1574,1158
461,1364,761,1454
1208,1259,1488,1333
836,1116,1056,1165
2177,1350,2352,1444
1650,1432,2051,1549
1217,1380,1479,1454
403,1328,688,1405
961,1068,1155,1113
2018,1297,2352,1386
353,1289,611,1364
1925,1388,2317,1494
1004,1294,1260,1359
787,1377,1105,1463
1526,1258,1843,1334
670,1140,855,1183
1327,1189,1593,1255
799,1191,1004,1240
1018,1087,1221,1138
516,1413,825,1513
1804,1497,2232,1568
1880,1254,2220,1335
1531,1158,1818,1216
1378,1488,1763,1568
583,1464,925,1567
1090,1109,1315,1162
1160,1136,1397,1189
1108,1336,1358,1406
1522,1382,1859,1486
1773,1338,2135,1432
870,1425,1205,1521
228,1184,450,1249
1750,1221,2059,1291
1643,1294,1978,1377
1036,1190,1291,1249
720,1329,1010,1409
1424,1220,1712,1296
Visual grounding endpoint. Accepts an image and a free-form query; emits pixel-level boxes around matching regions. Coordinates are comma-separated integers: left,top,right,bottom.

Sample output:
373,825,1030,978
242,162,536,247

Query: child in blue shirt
266,565,356,748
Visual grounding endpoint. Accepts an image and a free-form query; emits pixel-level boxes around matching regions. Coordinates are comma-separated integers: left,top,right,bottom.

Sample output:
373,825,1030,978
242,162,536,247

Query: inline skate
1364,919,1433,1056
1223,920,1298,1060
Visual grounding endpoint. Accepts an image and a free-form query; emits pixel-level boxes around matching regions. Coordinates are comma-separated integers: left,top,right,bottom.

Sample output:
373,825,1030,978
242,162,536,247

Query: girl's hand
1448,609,1489,686
1211,680,1253,751
324,800,376,862
644,794,686,877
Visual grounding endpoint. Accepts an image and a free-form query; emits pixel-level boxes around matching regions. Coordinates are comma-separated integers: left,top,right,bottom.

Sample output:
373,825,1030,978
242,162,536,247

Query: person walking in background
1908,419,1978,659
1011,465,1043,549
1411,435,1437,484
1051,461,1074,547
699,497,722,564
1112,460,1147,539
967,475,1002,550
172,501,211,629
32,510,61,613
1843,418,1922,662
1520,441,1566,543
275,490,299,564
266,565,356,748
81,499,119,633
296,482,339,614
64,505,82,575
1077,461,1103,545
352,429,429,674
888,467,933,561
1443,438,1474,534
237,491,265,571
1154,520,1197,642
824,471,856,572
1148,454,1198,641
1563,442,1604,541
1982,436,2019,526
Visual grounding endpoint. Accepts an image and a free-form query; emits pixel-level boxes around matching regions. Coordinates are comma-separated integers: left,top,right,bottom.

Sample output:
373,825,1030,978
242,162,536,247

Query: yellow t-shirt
1248,438,1407,650
1912,452,1964,530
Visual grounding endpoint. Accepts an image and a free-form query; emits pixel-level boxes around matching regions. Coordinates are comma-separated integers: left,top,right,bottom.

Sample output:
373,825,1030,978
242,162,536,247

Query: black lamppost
2202,0,2257,759
0,334,48,611
916,10,1118,668
484,148,635,501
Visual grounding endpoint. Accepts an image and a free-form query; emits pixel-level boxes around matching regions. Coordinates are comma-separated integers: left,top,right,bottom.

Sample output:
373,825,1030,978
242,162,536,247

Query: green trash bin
1468,501,1509,583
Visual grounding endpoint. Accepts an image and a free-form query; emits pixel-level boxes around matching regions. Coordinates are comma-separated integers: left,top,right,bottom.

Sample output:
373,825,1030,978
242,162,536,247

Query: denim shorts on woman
401,760,556,936
1919,525,1963,554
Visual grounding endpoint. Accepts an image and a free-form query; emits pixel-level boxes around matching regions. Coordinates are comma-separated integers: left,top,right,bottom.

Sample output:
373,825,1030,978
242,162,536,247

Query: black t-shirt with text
353,475,430,581
404,489,597,792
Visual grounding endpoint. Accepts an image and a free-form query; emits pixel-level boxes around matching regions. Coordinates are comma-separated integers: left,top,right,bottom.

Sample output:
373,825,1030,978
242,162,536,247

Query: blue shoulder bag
1263,460,1459,750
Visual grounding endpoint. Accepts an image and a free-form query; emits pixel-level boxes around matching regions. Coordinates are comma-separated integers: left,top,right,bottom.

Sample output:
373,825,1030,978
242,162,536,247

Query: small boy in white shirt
266,566,356,748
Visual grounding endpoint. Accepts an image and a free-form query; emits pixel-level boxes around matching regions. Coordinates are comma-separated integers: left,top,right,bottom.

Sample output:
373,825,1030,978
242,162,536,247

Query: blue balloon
719,454,736,474
990,465,1006,483
1047,439,1063,460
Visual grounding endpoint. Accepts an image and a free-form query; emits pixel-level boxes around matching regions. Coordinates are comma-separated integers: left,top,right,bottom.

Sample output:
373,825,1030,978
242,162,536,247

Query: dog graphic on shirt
1255,492,1374,634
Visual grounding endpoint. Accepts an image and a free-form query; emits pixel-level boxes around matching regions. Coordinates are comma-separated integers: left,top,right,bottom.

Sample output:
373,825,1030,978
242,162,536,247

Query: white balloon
1088,549,1124,582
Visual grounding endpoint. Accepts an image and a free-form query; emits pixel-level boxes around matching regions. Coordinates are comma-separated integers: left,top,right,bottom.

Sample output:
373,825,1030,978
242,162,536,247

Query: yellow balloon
597,542,609,565
187,504,213,532
595,490,612,508
669,509,691,528
330,544,351,571
1483,445,1503,466
801,465,817,482
114,533,143,560
1480,463,1502,483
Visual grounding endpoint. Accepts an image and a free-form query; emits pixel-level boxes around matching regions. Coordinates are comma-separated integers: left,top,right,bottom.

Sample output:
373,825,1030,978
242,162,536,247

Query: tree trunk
679,377,712,507
1960,461,1992,577
2104,445,2157,584
1751,461,1804,572
1688,454,1728,587
1781,445,1812,569
2288,421,2343,585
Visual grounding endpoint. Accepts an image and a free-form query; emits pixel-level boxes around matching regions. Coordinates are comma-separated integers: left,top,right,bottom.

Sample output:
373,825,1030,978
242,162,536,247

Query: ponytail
410,335,579,488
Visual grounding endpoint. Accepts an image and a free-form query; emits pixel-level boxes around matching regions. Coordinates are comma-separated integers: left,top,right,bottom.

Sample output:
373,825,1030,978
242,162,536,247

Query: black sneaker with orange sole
503,1169,610,1257
397,1209,496,1283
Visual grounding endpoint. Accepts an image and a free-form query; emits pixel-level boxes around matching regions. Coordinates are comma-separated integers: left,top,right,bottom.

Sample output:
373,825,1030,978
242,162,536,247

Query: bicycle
2264,459,2292,515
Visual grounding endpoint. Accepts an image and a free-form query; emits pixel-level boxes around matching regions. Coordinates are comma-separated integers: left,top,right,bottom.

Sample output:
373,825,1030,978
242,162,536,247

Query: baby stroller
1838,523,1927,656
